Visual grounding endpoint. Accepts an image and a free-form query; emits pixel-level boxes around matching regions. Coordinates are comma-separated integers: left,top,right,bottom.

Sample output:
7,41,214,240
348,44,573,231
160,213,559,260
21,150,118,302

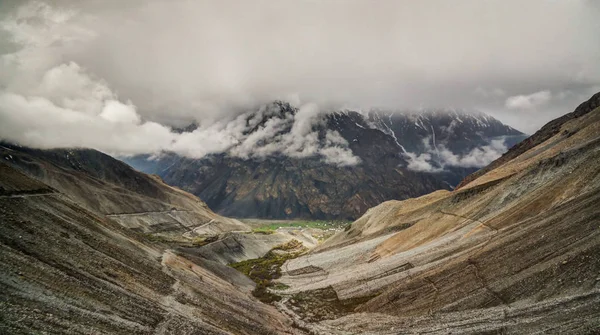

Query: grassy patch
272,239,303,251
250,220,350,232
230,239,307,303
144,233,218,247
143,233,172,243
250,228,276,234
271,282,290,290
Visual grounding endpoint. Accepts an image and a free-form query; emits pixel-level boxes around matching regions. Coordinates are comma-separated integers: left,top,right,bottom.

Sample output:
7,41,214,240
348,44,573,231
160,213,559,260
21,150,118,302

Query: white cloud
100,100,141,124
404,152,441,173
320,146,361,166
403,137,508,172
227,104,360,165
0,2,363,166
505,90,552,110
439,139,507,168
0,0,598,159
0,58,360,165
0,91,177,154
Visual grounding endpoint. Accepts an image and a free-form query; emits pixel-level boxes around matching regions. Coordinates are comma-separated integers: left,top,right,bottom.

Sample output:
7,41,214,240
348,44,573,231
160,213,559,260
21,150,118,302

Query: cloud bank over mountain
0,0,598,160
404,138,508,172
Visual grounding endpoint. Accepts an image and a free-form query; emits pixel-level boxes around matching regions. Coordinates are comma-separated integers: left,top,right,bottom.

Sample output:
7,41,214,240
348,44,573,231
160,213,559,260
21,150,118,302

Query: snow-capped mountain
124,102,526,219
367,109,523,153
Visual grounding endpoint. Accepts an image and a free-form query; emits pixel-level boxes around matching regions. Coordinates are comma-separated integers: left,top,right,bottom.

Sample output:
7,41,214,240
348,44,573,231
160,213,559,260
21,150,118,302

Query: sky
0,0,599,165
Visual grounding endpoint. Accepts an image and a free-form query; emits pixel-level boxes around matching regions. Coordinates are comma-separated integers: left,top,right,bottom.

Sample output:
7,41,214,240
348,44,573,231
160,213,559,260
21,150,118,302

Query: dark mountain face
366,109,524,154
124,103,524,220
157,155,444,220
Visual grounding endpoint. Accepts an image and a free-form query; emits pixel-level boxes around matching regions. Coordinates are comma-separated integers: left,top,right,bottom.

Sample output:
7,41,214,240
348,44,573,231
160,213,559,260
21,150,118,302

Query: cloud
0,0,599,156
404,152,440,173
320,146,361,166
0,91,177,154
403,137,508,172
0,53,359,165
320,130,360,166
100,100,141,124
227,103,360,165
474,87,506,98
439,139,507,168
0,73,361,165
0,2,362,165
505,90,552,110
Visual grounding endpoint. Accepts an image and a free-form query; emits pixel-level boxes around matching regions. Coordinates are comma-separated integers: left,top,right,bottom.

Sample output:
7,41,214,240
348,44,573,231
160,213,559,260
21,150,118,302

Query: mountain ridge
125,104,524,219
0,143,249,235
456,91,600,189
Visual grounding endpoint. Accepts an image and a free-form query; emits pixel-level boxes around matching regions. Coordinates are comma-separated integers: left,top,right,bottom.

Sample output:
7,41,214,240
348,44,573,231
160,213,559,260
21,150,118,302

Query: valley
1,93,599,334
1,1,598,333
242,219,348,240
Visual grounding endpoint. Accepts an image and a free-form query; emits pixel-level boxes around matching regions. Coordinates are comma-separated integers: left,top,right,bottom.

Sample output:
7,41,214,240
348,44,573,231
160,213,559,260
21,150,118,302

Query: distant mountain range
124,102,526,220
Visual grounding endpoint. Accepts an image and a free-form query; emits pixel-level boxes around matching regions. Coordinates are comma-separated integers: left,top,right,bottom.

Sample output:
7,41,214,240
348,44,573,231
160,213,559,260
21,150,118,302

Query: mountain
366,108,524,155
0,145,305,334
271,92,600,333
125,103,524,220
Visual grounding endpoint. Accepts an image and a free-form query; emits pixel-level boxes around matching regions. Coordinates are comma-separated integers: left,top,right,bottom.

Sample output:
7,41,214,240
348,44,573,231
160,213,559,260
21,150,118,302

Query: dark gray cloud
0,0,598,158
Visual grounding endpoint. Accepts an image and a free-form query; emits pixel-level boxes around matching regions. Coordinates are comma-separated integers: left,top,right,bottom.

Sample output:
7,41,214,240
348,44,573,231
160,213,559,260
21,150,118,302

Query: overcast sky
0,0,599,159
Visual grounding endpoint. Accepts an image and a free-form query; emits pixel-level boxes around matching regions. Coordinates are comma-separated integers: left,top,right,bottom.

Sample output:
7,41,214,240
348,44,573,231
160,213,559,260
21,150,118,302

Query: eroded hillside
0,144,249,238
269,93,600,334
0,149,304,334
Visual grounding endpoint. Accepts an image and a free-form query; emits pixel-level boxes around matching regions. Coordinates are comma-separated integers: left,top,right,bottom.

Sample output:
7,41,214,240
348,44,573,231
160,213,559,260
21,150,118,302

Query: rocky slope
126,103,523,220
0,144,249,237
270,92,600,333
0,160,303,334
456,91,600,189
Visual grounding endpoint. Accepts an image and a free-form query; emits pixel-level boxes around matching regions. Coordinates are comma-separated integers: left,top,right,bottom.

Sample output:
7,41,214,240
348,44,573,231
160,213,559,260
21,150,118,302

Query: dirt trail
0,190,56,198
105,209,193,217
